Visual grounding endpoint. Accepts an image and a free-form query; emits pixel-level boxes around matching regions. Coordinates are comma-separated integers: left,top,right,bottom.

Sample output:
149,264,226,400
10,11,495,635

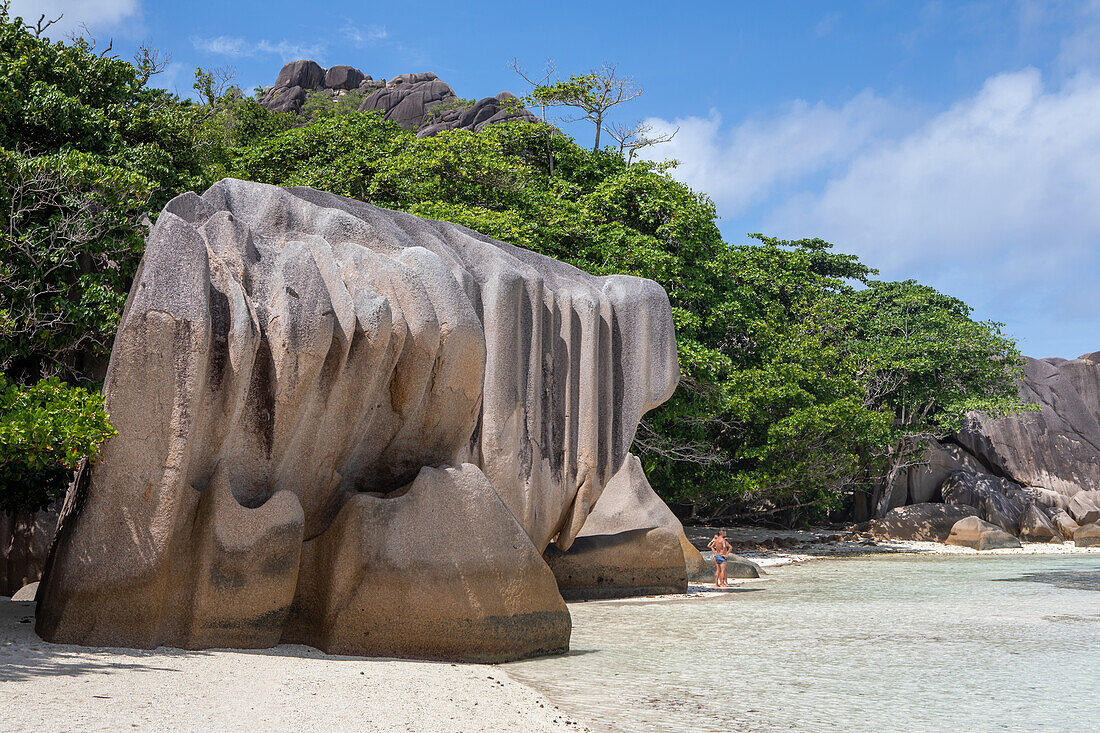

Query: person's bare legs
714,561,721,588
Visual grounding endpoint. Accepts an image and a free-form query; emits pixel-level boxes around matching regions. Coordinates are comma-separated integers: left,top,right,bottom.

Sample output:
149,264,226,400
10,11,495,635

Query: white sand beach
0,599,594,733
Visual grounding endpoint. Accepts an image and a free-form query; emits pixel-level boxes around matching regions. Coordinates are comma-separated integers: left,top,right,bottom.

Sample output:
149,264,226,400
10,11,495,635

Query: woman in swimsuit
707,531,728,588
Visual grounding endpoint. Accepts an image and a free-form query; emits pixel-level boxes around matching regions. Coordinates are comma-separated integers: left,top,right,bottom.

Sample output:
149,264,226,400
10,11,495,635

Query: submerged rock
34,179,678,661
944,517,1022,550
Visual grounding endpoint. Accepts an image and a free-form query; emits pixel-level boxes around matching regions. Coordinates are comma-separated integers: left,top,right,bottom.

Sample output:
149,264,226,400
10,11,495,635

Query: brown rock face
1018,504,1060,542
1051,510,1080,541
868,503,979,542
1,506,58,596
1073,523,1100,547
944,516,1022,550
542,454,691,599
35,179,678,660
544,528,687,600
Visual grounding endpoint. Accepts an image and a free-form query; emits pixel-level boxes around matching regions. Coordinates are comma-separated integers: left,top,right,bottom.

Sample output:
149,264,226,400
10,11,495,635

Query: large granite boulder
941,471,1030,534
324,65,365,90
544,528,686,600
1051,510,1080,541
274,59,325,90
1073,523,1100,547
879,442,989,514
35,179,678,660
1018,504,1060,542
358,73,458,130
1,505,59,596
418,92,540,138
1067,492,1100,524
958,354,1100,498
944,516,1022,550
260,85,308,114
868,503,979,542
543,454,691,598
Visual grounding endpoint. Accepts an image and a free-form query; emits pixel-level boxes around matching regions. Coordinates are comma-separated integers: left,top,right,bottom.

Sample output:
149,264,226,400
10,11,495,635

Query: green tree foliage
0,372,115,513
834,280,1027,514
0,5,231,511
0,11,1028,521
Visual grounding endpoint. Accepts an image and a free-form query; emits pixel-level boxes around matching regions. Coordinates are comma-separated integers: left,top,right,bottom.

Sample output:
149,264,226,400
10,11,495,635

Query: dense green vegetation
0,7,1026,521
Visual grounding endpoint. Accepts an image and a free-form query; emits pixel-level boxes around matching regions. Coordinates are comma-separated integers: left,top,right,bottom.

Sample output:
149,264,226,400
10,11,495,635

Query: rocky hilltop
258,59,539,136
871,353,1100,547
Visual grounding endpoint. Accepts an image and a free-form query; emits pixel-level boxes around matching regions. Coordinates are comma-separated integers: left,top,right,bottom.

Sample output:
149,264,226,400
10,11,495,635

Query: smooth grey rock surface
545,453,699,595
274,59,325,90
958,354,1100,498
358,77,458,130
1018,504,1060,541
35,179,677,660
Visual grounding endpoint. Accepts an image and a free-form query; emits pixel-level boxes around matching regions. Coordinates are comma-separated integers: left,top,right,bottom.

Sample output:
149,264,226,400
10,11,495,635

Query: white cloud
191,35,324,62
762,67,1100,355
640,91,903,216
8,0,139,37
767,68,1100,274
342,20,388,45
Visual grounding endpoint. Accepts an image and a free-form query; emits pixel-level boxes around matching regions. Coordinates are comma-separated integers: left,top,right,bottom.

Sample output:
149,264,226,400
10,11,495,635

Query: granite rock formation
258,60,539,135
1074,523,1100,547
945,517,1022,550
1,506,58,596
877,352,1100,547
35,178,678,660
543,454,694,599
868,503,979,543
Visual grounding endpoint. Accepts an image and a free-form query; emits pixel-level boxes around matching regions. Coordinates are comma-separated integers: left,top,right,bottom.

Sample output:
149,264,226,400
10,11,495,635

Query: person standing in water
707,530,732,588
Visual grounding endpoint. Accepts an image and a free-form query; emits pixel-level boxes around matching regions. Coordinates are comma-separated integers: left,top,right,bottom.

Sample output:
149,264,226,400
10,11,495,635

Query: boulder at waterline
544,528,687,600
1067,492,1100,525
1051,510,1080,541
34,179,678,661
945,517,1023,550
1019,504,1060,542
868,503,979,542
544,454,690,598
1073,523,1100,547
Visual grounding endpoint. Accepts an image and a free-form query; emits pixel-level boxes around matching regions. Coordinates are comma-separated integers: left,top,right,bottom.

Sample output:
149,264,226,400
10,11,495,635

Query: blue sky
13,0,1100,357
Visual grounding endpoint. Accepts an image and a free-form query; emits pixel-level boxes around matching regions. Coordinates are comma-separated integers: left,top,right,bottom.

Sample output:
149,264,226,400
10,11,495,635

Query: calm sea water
506,554,1100,733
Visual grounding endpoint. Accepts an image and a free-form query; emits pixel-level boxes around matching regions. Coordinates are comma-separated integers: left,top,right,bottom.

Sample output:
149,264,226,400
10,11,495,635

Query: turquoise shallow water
506,554,1100,733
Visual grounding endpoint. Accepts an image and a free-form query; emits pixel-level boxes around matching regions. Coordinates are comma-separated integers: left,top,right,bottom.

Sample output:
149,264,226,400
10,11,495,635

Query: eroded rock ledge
35,179,678,661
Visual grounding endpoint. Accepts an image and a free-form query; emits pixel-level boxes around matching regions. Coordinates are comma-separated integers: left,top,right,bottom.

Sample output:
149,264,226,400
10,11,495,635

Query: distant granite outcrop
258,60,539,136
870,352,1100,546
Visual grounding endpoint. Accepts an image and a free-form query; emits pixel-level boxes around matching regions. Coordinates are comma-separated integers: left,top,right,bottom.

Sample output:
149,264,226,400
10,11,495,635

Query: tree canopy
0,8,1028,521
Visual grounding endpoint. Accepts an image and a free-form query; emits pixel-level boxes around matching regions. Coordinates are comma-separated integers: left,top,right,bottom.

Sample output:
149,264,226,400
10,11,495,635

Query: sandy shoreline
0,599,593,733
5,540,1097,731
